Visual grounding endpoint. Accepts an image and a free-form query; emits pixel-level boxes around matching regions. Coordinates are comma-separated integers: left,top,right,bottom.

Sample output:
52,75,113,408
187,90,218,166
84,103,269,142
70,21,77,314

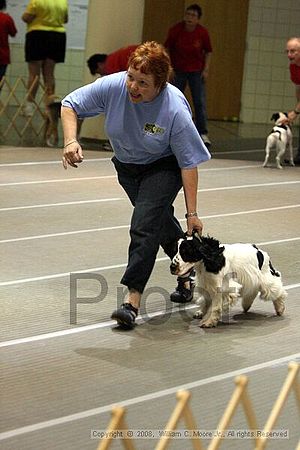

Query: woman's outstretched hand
62,141,84,169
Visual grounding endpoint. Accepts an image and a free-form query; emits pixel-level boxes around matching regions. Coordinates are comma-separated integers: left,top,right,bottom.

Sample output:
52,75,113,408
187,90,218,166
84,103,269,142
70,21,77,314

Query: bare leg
42,58,56,97
27,61,42,101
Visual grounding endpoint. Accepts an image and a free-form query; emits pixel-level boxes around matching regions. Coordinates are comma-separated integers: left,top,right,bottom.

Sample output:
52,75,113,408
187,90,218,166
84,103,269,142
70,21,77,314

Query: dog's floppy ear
271,113,279,122
179,233,202,262
198,236,226,273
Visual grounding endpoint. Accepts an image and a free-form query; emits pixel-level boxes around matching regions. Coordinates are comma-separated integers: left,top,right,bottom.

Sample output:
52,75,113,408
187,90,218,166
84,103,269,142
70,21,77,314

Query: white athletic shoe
22,102,35,117
201,134,211,145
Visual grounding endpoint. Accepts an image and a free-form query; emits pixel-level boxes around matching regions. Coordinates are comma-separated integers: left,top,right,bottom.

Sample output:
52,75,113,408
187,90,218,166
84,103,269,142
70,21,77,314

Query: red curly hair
127,41,173,90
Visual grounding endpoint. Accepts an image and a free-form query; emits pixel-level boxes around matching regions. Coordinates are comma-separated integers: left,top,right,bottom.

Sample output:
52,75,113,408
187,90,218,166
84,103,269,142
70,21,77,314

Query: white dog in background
263,112,294,169
170,234,287,328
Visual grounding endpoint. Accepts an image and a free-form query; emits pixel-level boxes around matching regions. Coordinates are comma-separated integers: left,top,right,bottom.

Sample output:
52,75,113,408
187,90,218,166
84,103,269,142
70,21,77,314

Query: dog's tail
44,94,61,106
269,260,281,277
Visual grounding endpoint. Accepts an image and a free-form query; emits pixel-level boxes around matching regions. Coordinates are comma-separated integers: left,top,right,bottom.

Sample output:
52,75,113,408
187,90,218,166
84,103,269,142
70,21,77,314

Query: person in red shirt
87,45,139,76
164,3,212,146
0,0,17,89
85,45,139,150
286,37,300,164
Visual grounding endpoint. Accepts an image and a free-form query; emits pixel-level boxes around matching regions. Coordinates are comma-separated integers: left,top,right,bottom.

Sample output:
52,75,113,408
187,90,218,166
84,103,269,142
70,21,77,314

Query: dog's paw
273,299,285,316
193,309,204,319
199,318,217,328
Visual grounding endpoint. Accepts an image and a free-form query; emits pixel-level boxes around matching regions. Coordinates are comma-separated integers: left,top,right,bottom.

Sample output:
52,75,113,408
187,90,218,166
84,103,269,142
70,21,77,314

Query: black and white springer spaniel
170,234,287,328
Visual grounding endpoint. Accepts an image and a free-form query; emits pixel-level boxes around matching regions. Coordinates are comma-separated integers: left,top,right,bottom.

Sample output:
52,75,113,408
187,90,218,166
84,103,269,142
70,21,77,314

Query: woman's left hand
288,110,298,122
62,141,83,169
186,216,203,236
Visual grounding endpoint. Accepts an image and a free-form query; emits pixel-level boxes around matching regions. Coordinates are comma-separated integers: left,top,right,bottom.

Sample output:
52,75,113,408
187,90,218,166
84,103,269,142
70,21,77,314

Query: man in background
164,3,212,147
286,37,300,165
87,44,138,76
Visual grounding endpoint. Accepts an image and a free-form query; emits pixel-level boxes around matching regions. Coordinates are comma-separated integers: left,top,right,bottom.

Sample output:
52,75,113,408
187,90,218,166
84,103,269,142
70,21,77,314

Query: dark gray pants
112,155,184,293
173,71,207,135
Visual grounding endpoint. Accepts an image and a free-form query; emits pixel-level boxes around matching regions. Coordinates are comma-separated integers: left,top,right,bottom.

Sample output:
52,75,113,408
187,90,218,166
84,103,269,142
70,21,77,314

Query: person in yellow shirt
22,0,68,116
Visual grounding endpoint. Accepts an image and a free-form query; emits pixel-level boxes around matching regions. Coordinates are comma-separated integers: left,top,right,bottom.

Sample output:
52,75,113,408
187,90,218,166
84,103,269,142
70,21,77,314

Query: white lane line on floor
0,225,130,243
1,181,299,212
0,351,299,441
0,164,262,187
0,238,299,287
1,205,299,244
211,149,267,155
0,158,111,167
256,237,300,246
0,147,267,169
0,303,197,348
0,282,298,348
0,175,116,186
0,197,124,212
201,164,260,171
201,180,299,192
0,260,129,286
0,157,260,169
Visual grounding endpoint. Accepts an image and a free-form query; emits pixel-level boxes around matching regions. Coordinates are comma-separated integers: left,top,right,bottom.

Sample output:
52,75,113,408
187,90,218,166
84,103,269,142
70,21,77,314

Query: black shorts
25,30,66,63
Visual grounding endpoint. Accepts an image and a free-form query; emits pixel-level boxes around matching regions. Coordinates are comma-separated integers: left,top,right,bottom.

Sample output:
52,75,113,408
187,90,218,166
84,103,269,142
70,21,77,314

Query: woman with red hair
61,41,211,329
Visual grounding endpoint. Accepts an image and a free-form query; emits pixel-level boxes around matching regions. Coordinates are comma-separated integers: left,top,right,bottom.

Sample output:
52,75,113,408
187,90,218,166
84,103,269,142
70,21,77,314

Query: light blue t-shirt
62,72,211,169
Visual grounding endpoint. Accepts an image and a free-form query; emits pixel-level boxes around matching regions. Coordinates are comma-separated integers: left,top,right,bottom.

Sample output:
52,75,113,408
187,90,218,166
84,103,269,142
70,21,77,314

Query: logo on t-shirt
144,123,165,135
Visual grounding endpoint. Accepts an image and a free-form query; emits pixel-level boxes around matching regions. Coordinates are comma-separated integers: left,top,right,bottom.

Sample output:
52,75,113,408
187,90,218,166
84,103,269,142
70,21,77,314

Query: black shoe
291,152,300,165
170,270,195,303
284,158,299,165
111,303,138,329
